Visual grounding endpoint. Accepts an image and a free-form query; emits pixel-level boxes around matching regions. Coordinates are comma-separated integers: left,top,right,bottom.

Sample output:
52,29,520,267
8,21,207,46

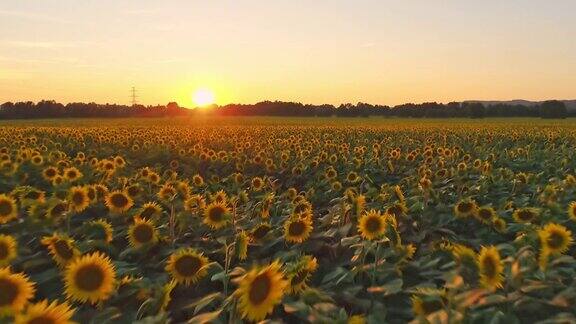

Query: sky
0,0,575,107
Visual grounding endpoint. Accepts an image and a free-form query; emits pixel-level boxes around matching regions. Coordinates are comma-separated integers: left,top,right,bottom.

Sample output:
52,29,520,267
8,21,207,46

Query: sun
192,88,215,107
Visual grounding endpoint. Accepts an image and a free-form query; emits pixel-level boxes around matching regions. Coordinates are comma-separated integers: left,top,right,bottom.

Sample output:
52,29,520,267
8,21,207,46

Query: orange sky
1,1,575,107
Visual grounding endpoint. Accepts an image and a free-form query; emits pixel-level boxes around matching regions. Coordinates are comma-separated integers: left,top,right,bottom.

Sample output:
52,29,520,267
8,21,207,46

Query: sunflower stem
169,203,175,245
371,241,380,286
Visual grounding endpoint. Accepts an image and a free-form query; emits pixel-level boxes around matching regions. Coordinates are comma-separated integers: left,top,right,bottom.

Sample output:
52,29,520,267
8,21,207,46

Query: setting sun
192,88,215,107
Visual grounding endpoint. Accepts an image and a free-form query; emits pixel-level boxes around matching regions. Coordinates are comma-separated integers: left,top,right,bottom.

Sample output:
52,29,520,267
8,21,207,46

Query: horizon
3,98,576,109
1,1,575,106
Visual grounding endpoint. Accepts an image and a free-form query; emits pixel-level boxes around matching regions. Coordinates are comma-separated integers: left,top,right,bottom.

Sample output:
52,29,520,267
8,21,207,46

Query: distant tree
540,100,567,119
469,103,485,119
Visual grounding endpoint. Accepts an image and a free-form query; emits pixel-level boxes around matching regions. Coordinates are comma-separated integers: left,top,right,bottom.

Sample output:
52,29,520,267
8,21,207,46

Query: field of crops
1,117,576,324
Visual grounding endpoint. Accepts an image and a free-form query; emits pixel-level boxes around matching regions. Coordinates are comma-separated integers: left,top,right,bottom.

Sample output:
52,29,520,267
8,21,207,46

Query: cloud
1,40,101,49
124,9,156,16
0,9,70,24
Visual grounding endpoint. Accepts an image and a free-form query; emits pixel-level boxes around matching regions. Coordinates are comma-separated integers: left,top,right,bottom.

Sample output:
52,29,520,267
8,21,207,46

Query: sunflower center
134,224,153,243
45,168,57,177
0,200,13,216
26,191,41,200
208,206,225,222
75,264,104,291
518,211,533,221
174,255,201,277
482,256,497,277
457,203,472,213
0,243,8,259
87,189,96,200
50,204,66,217
291,270,309,286
54,240,74,260
72,192,85,205
365,216,382,234
252,225,271,240
0,278,18,306
28,316,55,324
249,273,272,305
111,194,128,207
294,203,308,214
547,231,564,250
421,299,443,315
128,186,139,197
288,221,305,236
478,209,492,220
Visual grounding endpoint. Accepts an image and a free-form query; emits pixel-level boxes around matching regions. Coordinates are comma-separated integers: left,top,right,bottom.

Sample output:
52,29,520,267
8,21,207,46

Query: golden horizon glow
0,2,575,106
192,88,216,107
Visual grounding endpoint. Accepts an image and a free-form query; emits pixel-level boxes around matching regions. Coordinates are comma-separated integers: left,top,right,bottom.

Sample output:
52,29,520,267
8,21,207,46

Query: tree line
0,99,571,119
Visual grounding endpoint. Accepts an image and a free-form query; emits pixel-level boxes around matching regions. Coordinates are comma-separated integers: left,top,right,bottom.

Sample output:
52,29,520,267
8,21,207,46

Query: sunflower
203,201,230,229
475,206,496,224
251,177,265,191
235,231,249,261
160,279,177,311
492,218,507,233
0,234,18,266
125,184,141,199
358,210,387,240
539,223,573,255
165,248,209,286
138,201,163,219
454,199,477,218
348,315,367,324
325,167,337,180
567,201,576,221
386,202,408,218
157,184,177,201
104,190,134,214
41,234,80,267
284,216,313,244
127,216,158,248
52,175,64,186
41,166,59,181
477,246,504,291
192,174,204,187
184,195,206,214
0,267,36,316
87,219,114,243
411,295,444,317
293,200,312,215
286,256,318,294
86,185,97,202
451,244,477,268
211,190,228,204
21,188,45,205
251,223,272,241
235,261,288,322
63,167,82,182
351,194,366,218
46,201,68,219
14,299,75,324
394,185,405,202
512,207,539,224
346,171,360,183
68,186,90,213
0,194,18,224
64,252,116,304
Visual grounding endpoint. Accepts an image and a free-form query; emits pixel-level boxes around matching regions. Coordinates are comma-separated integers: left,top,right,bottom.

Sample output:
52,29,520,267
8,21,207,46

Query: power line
130,86,138,106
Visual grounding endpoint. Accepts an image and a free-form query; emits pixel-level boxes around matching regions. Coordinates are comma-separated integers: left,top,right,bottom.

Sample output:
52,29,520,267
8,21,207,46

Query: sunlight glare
192,88,216,107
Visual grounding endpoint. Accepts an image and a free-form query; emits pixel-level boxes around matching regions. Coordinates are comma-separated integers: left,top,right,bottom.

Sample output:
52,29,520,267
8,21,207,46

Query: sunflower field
1,117,576,324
